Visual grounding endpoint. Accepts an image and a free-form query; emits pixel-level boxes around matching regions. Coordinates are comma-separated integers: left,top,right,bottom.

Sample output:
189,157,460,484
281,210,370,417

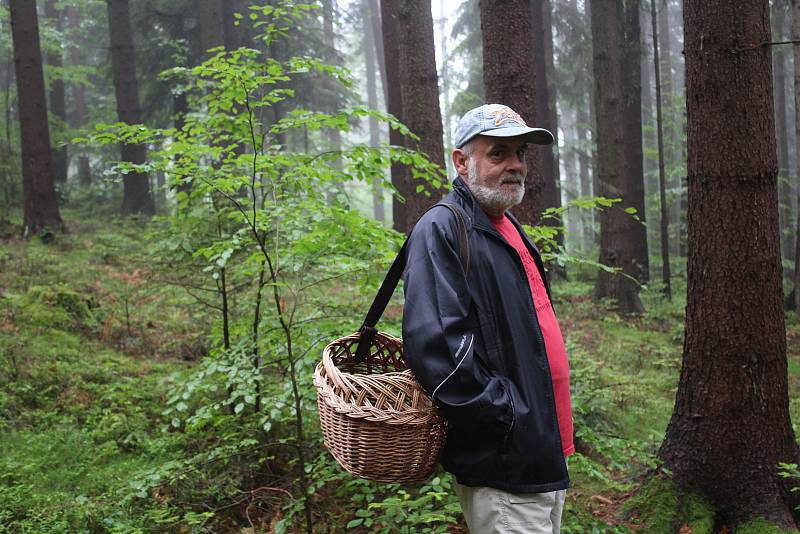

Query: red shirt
490,214,575,456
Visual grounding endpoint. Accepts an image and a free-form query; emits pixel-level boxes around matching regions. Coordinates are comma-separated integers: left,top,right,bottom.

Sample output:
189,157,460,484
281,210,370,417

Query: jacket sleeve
402,213,515,440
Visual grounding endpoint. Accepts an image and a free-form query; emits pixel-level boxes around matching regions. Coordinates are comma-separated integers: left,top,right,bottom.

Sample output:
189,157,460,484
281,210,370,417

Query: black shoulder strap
354,202,469,363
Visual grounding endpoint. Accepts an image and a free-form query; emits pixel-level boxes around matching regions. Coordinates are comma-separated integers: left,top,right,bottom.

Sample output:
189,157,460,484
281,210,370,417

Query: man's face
454,135,529,216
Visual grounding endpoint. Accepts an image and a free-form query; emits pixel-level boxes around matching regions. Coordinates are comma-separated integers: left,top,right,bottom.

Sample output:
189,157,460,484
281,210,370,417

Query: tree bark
199,0,225,55
44,0,67,185
364,0,384,222
650,0,671,299
591,0,644,313
793,0,800,315
576,98,594,252
622,0,649,283
381,0,445,233
659,0,799,526
66,6,90,186
107,0,154,215
773,1,794,275
480,0,546,227
531,0,565,272
10,0,64,235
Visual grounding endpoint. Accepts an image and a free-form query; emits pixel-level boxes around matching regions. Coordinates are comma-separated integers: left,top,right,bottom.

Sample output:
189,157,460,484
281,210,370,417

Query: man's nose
507,153,526,175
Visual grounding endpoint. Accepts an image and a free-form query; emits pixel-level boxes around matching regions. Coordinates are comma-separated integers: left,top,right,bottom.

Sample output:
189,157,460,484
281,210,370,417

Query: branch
731,39,800,54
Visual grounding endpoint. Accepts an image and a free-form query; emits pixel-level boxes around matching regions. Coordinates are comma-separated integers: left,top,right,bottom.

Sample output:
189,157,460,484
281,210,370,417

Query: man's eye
516,150,526,159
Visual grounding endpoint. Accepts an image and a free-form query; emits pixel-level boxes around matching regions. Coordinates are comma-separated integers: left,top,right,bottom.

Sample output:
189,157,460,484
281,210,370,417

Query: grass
1,208,798,532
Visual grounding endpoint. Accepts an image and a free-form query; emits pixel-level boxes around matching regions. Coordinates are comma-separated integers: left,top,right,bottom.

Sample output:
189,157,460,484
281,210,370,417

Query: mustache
500,173,525,185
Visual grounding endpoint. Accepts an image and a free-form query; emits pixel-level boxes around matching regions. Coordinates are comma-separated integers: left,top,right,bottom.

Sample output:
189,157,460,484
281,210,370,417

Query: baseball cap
453,104,554,148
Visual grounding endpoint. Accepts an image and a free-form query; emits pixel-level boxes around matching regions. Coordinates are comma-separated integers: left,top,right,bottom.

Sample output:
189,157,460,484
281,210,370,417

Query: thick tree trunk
10,0,63,235
591,0,643,313
107,0,154,215
44,0,67,185
622,0,649,283
659,0,799,526
382,0,445,233
364,0,384,222
650,0,671,299
481,0,545,227
66,6,90,186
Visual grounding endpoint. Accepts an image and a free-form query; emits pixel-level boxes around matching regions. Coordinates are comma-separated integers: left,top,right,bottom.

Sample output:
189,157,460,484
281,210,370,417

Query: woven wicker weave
313,331,447,483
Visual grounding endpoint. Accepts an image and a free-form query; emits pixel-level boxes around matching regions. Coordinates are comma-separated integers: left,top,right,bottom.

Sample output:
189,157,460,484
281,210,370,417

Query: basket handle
354,203,469,364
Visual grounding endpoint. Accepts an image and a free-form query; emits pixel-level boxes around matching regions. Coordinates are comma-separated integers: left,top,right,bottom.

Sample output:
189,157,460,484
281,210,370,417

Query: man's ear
452,148,469,177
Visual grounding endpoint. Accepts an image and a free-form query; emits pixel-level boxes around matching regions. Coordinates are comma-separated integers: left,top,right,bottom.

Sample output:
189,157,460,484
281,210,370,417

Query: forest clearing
2,0,800,532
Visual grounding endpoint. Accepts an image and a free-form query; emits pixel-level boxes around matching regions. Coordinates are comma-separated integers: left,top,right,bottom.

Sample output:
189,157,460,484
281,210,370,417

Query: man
402,103,574,533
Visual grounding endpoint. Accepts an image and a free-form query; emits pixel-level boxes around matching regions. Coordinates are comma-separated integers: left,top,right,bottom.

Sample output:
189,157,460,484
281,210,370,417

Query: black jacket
402,177,570,493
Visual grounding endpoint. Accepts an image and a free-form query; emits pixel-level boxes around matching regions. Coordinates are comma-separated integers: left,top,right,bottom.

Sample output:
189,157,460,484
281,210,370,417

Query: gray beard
465,158,526,216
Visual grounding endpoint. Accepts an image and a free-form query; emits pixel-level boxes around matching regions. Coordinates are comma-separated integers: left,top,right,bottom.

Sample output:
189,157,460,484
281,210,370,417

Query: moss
735,518,794,534
623,475,715,534
19,285,96,329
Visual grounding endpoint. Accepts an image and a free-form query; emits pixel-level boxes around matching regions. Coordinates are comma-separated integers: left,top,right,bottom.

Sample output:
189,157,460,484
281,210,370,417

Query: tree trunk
773,1,794,278
199,0,225,55
591,0,644,314
577,99,594,252
10,0,64,236
531,0,565,274
364,0,384,222
222,0,242,51
370,0,387,103
650,0,671,300
794,0,800,315
481,0,545,227
622,0,649,283
659,0,800,526
322,0,343,199
382,0,445,233
107,0,154,215
66,5,90,186
44,0,67,185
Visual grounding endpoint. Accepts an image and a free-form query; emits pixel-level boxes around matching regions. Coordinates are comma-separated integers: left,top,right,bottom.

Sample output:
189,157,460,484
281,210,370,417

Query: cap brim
482,126,554,145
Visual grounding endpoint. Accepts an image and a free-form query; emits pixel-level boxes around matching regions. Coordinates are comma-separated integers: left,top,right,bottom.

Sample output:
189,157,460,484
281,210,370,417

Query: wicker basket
313,331,447,483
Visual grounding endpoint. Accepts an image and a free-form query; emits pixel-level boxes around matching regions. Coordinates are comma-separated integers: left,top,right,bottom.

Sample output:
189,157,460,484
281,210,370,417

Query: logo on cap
489,107,527,127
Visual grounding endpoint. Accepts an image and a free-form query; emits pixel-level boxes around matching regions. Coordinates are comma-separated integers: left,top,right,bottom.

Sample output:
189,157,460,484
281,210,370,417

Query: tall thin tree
363,0,384,222
10,0,64,236
44,0,67,184
650,0,671,299
590,0,644,313
66,6,90,186
530,0,565,266
107,0,154,215
793,0,800,315
659,0,799,525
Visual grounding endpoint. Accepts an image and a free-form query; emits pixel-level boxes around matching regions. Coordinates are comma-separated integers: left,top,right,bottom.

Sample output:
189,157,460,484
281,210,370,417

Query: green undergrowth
1,210,799,532
621,475,714,533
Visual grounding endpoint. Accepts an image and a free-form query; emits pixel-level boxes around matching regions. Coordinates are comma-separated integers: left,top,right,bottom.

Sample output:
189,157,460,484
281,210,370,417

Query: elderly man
402,104,574,533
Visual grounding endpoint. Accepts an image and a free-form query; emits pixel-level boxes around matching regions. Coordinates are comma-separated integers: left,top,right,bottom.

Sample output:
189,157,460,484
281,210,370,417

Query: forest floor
1,208,798,533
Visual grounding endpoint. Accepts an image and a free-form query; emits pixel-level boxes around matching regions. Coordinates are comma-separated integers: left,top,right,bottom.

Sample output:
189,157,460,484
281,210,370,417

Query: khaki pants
454,482,566,534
